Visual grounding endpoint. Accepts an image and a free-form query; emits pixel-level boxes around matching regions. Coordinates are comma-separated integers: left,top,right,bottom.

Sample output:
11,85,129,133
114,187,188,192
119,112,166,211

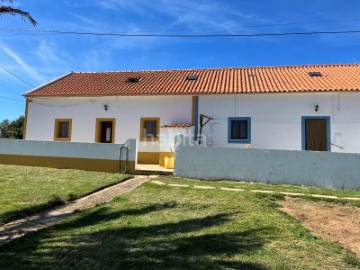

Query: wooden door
305,119,328,151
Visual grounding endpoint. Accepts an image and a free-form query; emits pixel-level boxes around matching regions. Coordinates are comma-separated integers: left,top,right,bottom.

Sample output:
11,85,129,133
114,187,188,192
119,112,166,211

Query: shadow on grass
0,195,64,226
0,202,274,270
0,177,131,226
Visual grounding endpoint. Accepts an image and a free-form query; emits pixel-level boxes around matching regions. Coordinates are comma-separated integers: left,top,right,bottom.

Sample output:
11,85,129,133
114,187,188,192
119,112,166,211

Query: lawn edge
0,175,133,226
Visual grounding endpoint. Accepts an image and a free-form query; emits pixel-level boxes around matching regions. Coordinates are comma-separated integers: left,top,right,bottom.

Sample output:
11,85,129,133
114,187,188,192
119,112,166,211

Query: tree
0,119,10,138
0,0,37,26
0,115,24,139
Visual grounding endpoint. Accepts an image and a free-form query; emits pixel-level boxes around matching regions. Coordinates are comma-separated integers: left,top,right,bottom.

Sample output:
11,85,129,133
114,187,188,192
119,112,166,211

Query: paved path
150,181,360,201
0,175,154,247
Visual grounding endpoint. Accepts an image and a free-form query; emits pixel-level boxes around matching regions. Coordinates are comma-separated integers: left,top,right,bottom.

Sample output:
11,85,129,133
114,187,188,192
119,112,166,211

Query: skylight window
308,72,322,77
127,77,140,83
187,75,198,81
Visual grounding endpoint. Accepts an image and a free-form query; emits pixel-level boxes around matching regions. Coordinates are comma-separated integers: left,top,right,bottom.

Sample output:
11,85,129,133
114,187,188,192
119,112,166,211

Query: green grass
163,176,360,198
0,164,130,225
159,176,360,207
0,177,358,269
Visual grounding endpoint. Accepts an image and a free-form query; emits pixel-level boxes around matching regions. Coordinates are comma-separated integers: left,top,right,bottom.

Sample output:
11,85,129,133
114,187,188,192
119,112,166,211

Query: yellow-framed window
140,117,160,142
54,119,72,142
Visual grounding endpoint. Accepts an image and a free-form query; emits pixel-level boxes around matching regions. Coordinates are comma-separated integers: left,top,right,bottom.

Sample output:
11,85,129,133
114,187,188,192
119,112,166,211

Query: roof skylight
187,75,198,81
127,77,140,83
308,72,322,77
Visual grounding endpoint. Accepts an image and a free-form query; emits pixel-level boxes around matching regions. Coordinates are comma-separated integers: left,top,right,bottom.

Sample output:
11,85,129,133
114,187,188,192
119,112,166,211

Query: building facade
24,64,360,166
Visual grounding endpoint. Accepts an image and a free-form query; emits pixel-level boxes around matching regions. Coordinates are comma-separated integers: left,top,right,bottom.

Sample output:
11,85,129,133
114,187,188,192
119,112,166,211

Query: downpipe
119,146,129,174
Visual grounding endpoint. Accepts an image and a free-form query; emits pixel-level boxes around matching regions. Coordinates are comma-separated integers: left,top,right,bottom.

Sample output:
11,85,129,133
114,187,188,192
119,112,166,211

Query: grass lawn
157,176,360,208
163,176,360,199
0,164,130,225
0,177,358,269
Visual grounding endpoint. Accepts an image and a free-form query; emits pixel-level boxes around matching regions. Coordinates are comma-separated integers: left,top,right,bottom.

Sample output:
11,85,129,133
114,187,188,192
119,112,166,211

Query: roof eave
24,72,74,97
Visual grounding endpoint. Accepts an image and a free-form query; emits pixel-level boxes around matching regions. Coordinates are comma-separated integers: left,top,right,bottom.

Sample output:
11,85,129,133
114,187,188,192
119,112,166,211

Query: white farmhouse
24,64,360,167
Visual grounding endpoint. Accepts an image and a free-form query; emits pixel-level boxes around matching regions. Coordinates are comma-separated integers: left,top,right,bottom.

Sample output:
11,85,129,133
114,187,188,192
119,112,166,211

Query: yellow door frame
95,118,116,143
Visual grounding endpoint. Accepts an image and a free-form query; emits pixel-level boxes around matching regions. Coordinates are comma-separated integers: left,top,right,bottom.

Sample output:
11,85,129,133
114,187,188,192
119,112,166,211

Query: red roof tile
25,64,360,97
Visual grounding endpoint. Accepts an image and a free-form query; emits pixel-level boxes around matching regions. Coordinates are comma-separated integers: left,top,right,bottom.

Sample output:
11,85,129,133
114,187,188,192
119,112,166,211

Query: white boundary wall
174,135,360,190
0,139,137,162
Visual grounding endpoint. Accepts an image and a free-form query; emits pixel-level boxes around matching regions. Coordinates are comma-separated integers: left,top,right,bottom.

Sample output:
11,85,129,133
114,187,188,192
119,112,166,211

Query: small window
54,119,72,141
187,75,198,81
308,72,322,77
140,117,160,141
228,117,251,144
127,77,140,83
144,121,157,138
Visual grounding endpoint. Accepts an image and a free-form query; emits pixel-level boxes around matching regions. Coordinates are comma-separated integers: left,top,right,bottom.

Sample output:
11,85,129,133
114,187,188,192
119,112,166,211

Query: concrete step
135,164,173,175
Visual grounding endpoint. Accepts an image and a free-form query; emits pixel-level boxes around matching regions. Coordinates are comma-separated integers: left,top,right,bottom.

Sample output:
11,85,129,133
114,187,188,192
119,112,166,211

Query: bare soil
278,197,360,258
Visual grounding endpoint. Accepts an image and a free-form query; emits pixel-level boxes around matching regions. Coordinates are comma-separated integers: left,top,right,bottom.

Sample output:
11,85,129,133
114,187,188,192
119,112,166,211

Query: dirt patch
278,197,360,259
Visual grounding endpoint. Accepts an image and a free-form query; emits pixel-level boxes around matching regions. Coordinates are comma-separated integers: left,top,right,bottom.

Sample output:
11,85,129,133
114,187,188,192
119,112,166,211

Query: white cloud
70,13,108,30
0,44,45,83
83,0,268,54
95,0,264,34
36,41,63,64
82,50,101,71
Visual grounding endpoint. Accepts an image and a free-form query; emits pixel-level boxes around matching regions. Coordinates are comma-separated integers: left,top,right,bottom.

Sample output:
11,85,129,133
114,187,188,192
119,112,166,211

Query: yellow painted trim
192,96,196,126
0,154,136,174
127,161,136,174
138,152,160,164
140,117,160,142
164,156,174,169
159,152,174,167
23,99,29,139
54,119,72,142
95,118,116,143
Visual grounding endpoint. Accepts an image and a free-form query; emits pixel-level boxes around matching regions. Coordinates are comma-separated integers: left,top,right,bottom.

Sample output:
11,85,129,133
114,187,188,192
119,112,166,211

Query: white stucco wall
199,92,360,153
26,92,360,154
26,95,193,153
0,138,136,161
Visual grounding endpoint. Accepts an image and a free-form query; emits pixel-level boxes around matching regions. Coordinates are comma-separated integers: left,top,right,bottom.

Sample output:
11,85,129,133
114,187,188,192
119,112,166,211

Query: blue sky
0,0,360,120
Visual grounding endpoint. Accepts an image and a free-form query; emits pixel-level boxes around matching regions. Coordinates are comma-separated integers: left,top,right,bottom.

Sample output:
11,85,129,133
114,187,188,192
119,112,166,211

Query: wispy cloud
69,13,111,31
0,44,45,83
85,0,267,55
36,41,64,64
95,0,264,34
82,50,101,70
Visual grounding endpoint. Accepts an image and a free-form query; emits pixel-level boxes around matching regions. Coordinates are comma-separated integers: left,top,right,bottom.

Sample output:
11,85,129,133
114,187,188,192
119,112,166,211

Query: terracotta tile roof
25,64,360,97
161,124,193,128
